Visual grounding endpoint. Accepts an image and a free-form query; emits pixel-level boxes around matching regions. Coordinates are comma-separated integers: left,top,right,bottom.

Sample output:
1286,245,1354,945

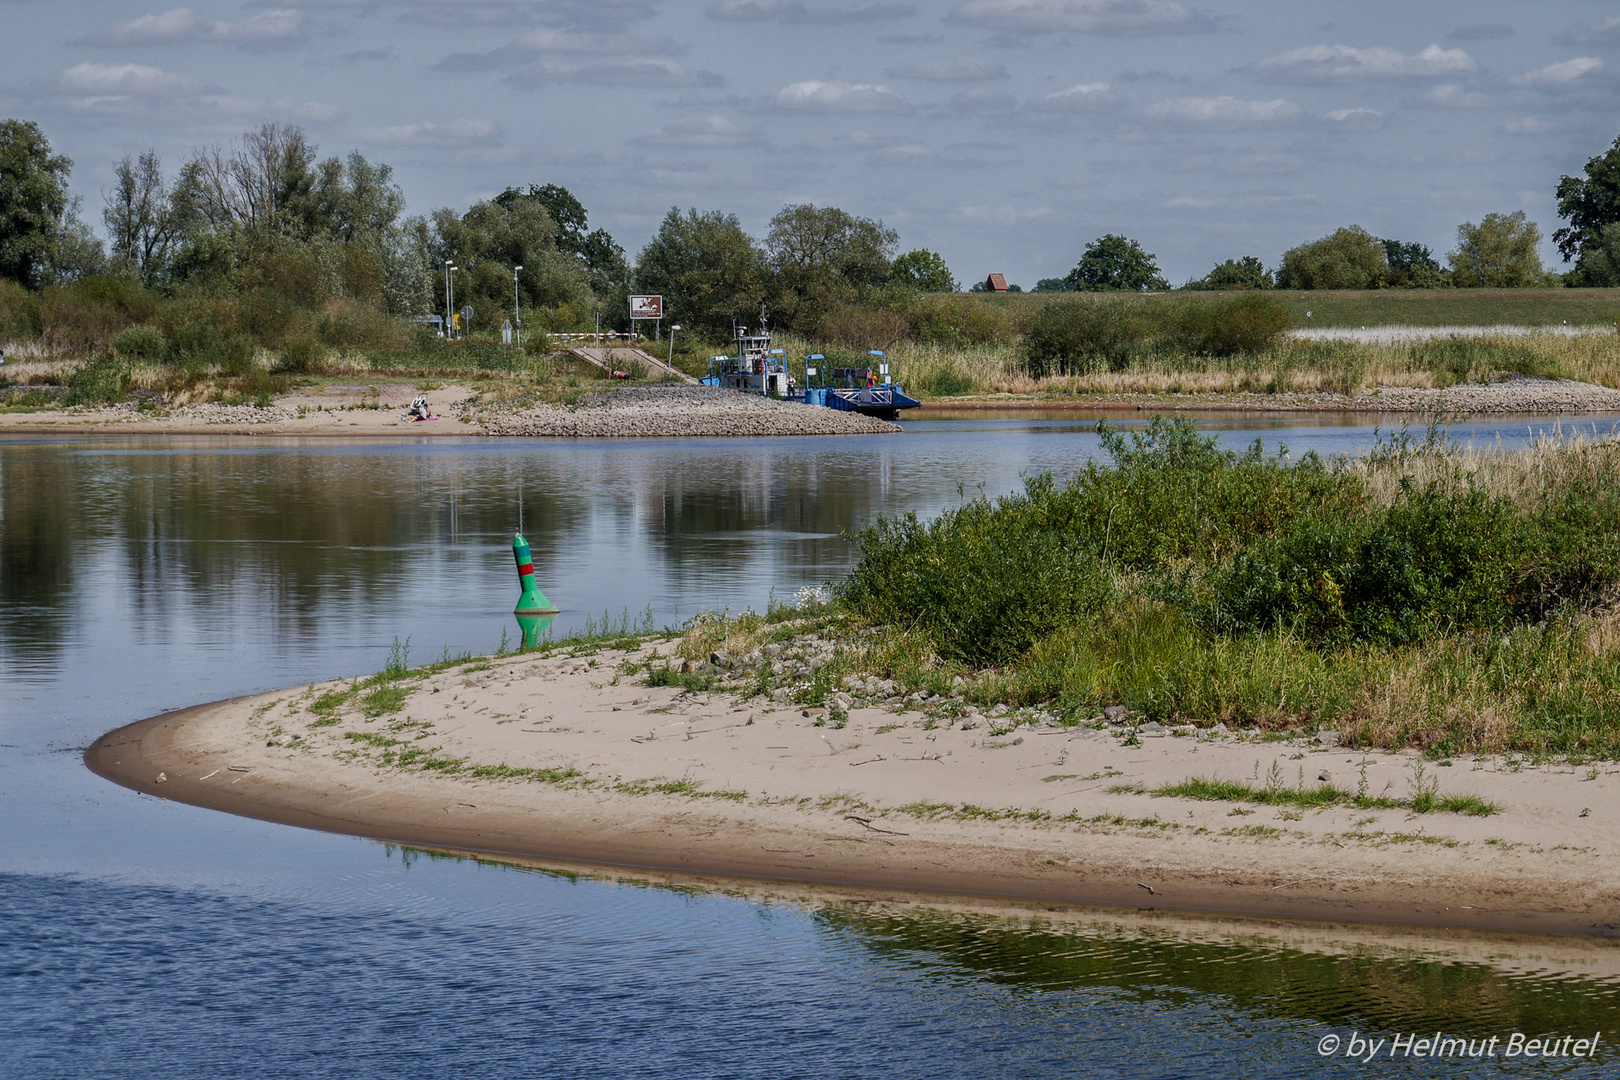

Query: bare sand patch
87,640,1620,934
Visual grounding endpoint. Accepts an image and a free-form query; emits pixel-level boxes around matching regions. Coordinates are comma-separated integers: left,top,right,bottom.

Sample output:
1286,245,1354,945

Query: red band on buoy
516,562,534,576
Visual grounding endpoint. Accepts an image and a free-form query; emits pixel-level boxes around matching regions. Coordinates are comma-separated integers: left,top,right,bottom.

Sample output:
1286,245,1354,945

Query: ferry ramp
568,347,698,384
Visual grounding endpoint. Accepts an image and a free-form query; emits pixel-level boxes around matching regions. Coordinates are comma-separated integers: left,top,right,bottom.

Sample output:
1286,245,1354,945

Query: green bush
911,295,1011,347
1022,299,1146,377
64,356,131,406
277,336,326,374
166,318,253,375
1168,293,1293,356
1409,338,1548,383
112,324,166,363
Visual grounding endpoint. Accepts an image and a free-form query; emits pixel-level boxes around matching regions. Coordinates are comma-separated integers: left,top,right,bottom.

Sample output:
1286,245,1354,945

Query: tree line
4,116,1620,357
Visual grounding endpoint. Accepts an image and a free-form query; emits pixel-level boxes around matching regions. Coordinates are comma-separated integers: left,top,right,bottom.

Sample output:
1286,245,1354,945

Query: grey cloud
774,80,910,111
707,1,916,24
355,118,502,147
1511,57,1603,88
646,114,765,146
1559,17,1620,47
1501,117,1558,135
1255,43,1476,81
1027,81,1118,111
879,33,943,44
437,27,680,71
946,0,1212,37
1448,24,1513,43
53,61,218,96
1145,95,1301,126
949,88,1017,112
889,58,1007,81
1425,83,1493,108
83,7,306,47
506,59,723,88
1324,107,1383,130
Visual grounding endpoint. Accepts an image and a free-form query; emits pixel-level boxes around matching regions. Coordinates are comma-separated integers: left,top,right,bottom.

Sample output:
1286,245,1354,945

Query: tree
1571,221,1620,286
103,151,185,286
634,207,770,339
1276,226,1387,289
1185,255,1272,291
1555,134,1620,271
1032,277,1073,292
765,203,898,330
1381,239,1446,288
890,248,956,292
1064,234,1169,292
1448,211,1548,288
0,119,72,287
433,197,592,326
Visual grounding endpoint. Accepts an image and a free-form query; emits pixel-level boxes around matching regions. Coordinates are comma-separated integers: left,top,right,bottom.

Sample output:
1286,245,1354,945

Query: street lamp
444,261,459,339
512,265,523,347
668,324,682,370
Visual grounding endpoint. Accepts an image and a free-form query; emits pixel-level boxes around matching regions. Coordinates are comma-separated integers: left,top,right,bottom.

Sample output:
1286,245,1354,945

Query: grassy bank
879,331,1620,398
659,423,1620,761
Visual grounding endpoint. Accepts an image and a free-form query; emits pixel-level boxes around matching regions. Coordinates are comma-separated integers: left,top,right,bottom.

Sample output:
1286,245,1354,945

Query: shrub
1022,299,1146,377
166,317,253,376
64,356,131,406
277,336,326,374
1409,338,1547,383
911,295,1011,347
112,324,166,363
1168,293,1293,356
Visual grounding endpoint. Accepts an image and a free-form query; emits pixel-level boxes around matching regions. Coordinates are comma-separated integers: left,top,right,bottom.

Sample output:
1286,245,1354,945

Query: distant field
967,289,1620,328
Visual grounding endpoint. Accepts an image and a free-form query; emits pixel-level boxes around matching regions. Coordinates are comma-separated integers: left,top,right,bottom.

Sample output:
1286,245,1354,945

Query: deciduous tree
634,207,770,339
1448,211,1547,288
0,119,72,287
1064,234,1169,292
890,248,957,292
1276,226,1387,290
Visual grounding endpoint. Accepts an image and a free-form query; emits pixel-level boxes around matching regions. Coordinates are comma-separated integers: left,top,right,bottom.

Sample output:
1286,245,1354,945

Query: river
4,412,1618,1078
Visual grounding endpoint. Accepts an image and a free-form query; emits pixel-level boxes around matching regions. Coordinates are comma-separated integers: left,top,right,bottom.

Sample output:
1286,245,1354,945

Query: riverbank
87,638,1620,935
0,381,900,437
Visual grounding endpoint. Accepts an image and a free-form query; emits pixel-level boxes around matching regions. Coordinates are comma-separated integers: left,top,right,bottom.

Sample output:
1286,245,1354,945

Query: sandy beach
88,638,1620,935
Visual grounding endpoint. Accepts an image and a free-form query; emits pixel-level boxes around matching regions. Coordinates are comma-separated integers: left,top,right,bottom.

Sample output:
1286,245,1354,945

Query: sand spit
88,640,1620,934
477,385,900,437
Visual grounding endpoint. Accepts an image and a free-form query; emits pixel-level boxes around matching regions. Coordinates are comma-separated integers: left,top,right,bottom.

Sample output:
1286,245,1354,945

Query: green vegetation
833,419,1620,758
1154,776,1498,816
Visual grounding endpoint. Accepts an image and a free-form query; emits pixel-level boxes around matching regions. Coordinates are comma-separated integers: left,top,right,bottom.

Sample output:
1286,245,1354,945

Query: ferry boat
700,327,921,420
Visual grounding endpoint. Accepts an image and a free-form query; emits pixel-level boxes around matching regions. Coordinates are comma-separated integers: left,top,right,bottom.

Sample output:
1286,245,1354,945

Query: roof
985,273,1008,291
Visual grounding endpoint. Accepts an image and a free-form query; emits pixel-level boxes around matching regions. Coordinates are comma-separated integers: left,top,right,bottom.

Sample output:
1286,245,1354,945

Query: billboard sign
628,295,663,319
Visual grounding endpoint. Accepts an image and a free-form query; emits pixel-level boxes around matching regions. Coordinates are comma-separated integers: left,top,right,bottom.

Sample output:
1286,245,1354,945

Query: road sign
629,295,663,319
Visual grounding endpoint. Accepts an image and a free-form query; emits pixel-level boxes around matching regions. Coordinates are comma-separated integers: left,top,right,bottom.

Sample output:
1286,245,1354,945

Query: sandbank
87,640,1620,935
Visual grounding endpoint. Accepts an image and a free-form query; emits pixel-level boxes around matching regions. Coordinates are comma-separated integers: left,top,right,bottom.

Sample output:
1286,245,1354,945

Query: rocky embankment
478,384,902,437
1345,374,1620,414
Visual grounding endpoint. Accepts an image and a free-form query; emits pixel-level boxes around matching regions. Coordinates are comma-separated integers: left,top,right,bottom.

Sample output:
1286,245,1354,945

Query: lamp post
668,324,681,370
512,265,523,347
443,260,455,338
594,308,601,343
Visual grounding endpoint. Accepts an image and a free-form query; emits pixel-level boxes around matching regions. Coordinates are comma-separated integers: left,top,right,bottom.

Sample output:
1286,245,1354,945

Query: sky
5,0,1620,287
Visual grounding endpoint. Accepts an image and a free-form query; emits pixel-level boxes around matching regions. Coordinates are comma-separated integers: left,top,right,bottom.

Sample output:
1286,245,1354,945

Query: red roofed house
983,273,1009,292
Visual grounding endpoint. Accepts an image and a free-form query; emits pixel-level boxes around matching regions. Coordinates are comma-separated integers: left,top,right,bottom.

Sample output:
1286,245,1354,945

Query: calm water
4,413,1620,1078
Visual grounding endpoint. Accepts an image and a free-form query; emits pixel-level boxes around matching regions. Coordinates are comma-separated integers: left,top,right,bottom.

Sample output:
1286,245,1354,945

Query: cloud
1324,107,1383,129
950,89,1017,112
957,203,1053,225
1256,43,1476,81
1560,17,1620,47
945,0,1209,36
55,61,216,96
1501,117,1557,136
1511,57,1603,87
355,119,501,147
774,80,909,112
1029,81,1118,111
646,114,764,147
1145,95,1300,126
507,59,723,89
84,7,306,46
1426,83,1492,108
437,27,680,71
1447,24,1512,42
888,58,1006,81
707,1,916,23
